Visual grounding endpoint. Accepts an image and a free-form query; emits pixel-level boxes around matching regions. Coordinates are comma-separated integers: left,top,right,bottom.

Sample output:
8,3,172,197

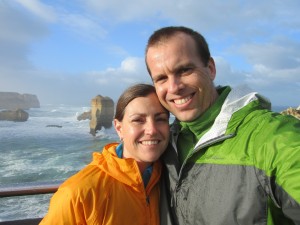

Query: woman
39,83,170,225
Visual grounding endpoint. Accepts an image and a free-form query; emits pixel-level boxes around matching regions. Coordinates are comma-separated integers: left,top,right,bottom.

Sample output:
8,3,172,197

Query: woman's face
114,92,170,170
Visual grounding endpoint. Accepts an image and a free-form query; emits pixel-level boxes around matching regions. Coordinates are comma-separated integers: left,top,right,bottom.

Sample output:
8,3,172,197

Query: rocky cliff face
0,92,40,110
89,95,114,136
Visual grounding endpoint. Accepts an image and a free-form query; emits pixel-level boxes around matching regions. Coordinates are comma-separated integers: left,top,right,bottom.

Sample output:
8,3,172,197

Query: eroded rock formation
0,92,40,110
77,111,91,121
0,109,29,122
89,95,114,136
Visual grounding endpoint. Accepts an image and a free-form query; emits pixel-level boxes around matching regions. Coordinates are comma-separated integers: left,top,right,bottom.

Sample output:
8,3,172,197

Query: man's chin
174,110,200,122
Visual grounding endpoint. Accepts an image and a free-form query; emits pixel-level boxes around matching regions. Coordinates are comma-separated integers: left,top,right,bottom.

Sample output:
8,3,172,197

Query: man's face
146,33,218,122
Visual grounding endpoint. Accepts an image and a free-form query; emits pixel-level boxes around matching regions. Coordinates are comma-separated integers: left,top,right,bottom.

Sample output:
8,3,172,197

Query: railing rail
0,181,62,225
0,181,61,197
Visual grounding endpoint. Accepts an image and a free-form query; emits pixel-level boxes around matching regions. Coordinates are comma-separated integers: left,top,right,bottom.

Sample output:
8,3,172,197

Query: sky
0,0,299,108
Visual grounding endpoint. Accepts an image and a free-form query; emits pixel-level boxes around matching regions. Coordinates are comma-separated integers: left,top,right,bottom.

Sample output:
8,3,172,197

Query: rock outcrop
0,92,40,110
281,106,300,120
0,109,29,122
77,111,91,121
89,95,114,136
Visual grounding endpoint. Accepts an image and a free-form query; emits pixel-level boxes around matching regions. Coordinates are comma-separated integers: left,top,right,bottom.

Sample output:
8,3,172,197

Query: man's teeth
174,95,192,105
142,140,159,145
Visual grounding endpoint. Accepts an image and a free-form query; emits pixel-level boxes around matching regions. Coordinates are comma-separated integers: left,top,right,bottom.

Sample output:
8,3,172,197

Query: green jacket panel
161,86,300,225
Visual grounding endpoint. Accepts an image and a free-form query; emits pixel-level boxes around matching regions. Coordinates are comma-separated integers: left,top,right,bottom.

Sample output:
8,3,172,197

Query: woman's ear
114,119,123,139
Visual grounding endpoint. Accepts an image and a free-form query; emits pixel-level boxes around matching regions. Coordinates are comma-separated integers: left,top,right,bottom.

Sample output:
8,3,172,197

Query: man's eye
179,67,192,74
154,76,167,83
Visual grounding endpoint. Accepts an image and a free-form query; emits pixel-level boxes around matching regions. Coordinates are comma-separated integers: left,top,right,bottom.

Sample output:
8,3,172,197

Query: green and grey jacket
160,86,300,225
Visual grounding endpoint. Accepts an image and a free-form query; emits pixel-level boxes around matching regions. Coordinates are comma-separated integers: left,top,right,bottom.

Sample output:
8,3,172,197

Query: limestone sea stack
89,95,114,136
0,109,29,122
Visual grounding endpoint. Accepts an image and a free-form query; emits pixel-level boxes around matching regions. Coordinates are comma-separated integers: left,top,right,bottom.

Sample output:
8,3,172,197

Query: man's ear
114,119,123,139
208,57,216,81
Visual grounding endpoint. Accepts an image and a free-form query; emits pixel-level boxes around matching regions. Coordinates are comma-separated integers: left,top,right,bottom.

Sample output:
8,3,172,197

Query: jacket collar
170,85,271,149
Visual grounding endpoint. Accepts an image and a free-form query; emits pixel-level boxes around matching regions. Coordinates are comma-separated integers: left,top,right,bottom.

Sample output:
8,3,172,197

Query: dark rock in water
77,111,91,121
89,95,114,136
46,125,63,128
0,109,29,122
0,92,40,110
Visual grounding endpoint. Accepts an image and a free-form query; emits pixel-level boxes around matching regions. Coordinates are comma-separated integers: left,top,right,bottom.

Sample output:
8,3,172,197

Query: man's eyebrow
174,62,195,71
151,63,196,80
151,73,166,82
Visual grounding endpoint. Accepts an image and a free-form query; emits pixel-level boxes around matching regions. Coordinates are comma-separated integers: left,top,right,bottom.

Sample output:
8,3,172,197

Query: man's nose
168,76,183,94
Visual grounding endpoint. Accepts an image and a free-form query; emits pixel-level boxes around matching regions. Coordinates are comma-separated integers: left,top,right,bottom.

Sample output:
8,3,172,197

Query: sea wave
0,105,118,221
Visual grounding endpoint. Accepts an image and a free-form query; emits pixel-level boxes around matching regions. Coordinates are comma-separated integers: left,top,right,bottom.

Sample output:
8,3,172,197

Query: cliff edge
0,92,40,110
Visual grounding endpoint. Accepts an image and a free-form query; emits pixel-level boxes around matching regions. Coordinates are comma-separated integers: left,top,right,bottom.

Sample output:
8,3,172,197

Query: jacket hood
91,143,162,193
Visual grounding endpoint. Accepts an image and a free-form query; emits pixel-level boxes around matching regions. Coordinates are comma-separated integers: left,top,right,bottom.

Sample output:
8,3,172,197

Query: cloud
213,56,246,86
213,54,300,107
239,39,300,70
0,56,151,106
0,1,49,73
82,0,165,22
236,39,300,87
1,0,299,108
59,13,107,41
14,0,57,22
86,57,151,89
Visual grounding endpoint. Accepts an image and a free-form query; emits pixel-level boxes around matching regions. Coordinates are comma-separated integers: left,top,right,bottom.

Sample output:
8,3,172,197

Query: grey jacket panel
160,86,300,225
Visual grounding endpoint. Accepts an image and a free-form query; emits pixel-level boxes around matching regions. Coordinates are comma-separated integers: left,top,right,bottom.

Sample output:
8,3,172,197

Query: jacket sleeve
255,114,300,223
39,186,85,225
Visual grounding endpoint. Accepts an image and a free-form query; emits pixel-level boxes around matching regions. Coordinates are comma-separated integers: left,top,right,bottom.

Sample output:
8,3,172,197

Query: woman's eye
132,118,144,123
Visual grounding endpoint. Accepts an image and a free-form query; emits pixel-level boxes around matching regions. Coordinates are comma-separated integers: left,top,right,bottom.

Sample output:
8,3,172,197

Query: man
145,26,300,225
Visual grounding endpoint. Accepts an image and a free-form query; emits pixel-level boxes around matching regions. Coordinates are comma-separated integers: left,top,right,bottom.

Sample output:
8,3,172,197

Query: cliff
0,92,40,110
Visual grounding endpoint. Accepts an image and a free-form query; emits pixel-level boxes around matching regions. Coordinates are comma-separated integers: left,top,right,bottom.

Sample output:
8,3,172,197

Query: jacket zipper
171,133,235,207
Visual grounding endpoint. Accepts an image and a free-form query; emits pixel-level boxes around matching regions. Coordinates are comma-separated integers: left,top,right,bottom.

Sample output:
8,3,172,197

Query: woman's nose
145,120,158,135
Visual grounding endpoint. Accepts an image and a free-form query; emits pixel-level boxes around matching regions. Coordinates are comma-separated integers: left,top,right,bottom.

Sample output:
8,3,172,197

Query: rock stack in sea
280,106,300,120
89,95,114,136
0,108,29,122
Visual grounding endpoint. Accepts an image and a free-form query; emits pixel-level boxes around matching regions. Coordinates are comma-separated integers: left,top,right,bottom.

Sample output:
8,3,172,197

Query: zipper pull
146,196,150,205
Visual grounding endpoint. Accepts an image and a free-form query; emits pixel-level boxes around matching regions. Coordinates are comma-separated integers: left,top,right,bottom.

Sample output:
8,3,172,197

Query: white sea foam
0,104,118,221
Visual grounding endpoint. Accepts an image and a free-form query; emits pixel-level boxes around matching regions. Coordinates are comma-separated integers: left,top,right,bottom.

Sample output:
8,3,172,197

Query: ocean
0,104,288,221
0,105,119,221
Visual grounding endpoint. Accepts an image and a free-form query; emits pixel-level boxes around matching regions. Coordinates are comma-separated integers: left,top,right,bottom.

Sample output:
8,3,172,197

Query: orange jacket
40,142,162,225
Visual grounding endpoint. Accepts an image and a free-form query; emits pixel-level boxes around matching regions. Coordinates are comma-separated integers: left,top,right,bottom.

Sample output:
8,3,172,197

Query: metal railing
0,181,62,225
0,181,61,197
